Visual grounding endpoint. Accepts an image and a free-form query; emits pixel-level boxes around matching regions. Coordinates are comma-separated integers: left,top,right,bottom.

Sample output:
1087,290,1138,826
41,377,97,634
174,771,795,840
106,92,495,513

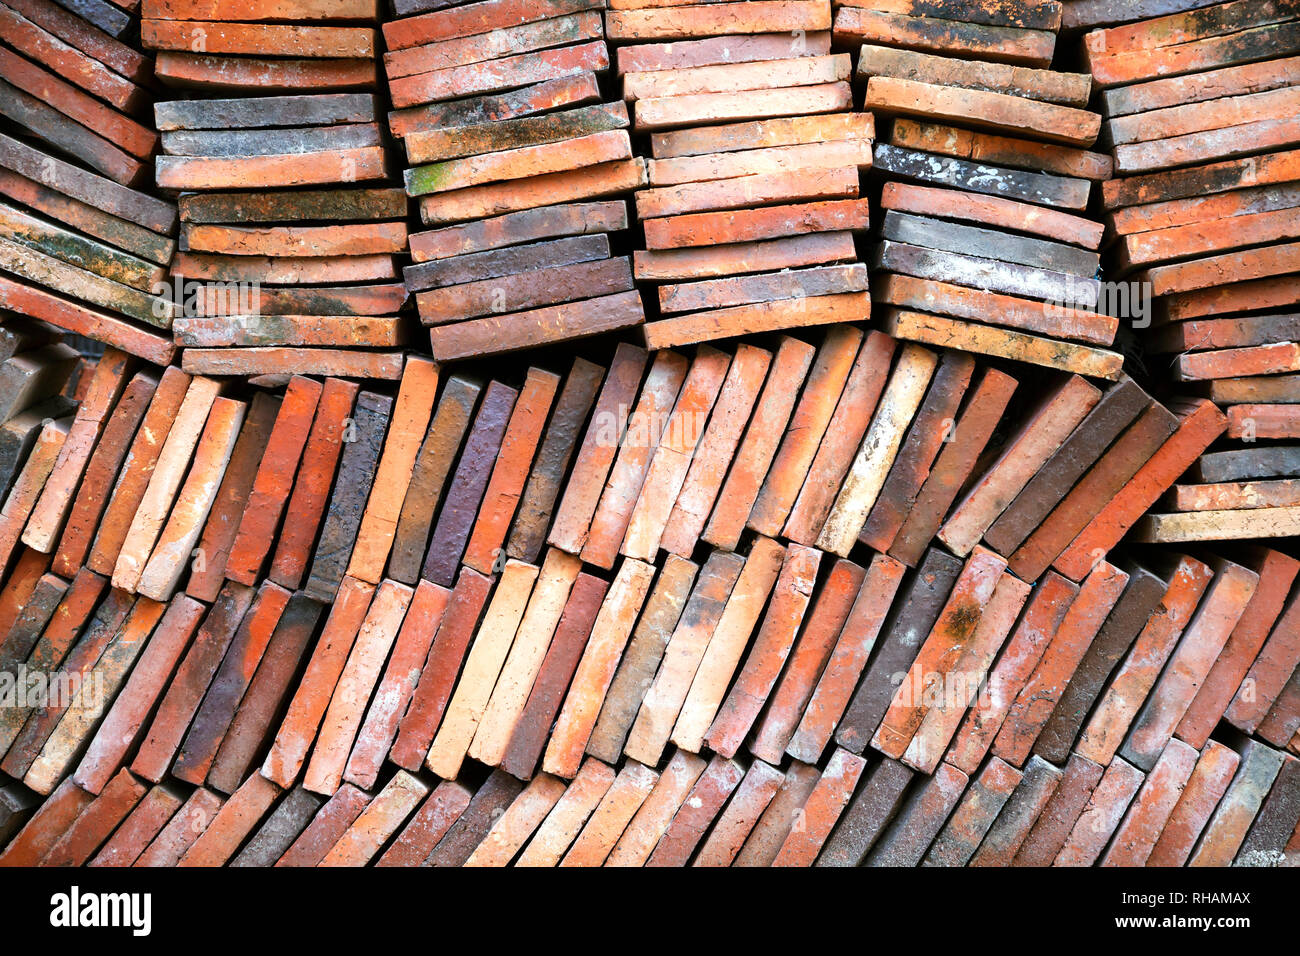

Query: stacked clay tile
2,316,1296,865
141,0,411,379
1075,0,1300,545
0,0,178,363
382,0,646,360
0,0,1298,870
607,0,876,349
833,0,1125,378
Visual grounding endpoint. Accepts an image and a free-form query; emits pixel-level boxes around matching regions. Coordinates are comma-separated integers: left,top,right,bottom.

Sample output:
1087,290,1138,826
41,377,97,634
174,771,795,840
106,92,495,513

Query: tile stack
382,0,646,360
609,0,876,349
835,0,1124,378
2,318,1294,867
1,0,1299,871
0,0,178,364
141,0,411,379
1079,0,1300,544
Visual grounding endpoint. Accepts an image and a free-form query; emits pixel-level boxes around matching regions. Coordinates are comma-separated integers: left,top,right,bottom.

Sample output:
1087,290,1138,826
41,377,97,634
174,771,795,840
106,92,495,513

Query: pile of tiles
837,0,1124,378
0,0,1296,869
383,0,646,360
0,0,176,363
1077,0,1300,545
142,0,411,380
610,0,875,350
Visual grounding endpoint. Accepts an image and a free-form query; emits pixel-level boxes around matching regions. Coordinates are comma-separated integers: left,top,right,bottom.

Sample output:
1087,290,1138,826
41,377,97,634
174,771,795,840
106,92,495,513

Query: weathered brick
874,547,1007,759
463,368,559,575
501,573,608,780
208,595,323,795
129,583,254,782
376,779,471,867
773,747,866,866
836,548,963,753
388,376,479,586
508,358,603,564
388,73,600,140
861,351,974,554
134,787,223,867
178,771,280,867
994,562,1129,766
564,760,659,866
111,376,221,593
585,555,697,763
1034,567,1168,764
168,582,289,788
650,110,867,159
229,787,323,868
89,783,185,867
817,756,914,867
464,773,566,867
428,770,525,868
548,344,648,555
419,159,646,227
0,776,93,866
39,767,146,866
424,562,535,780
422,381,516,586
260,579,370,788
320,770,429,867
1012,752,1105,866
276,784,370,867
543,560,654,779
581,350,688,570
21,348,131,554
617,30,830,75
1237,754,1300,864
703,336,812,551
384,0,599,49
749,557,864,763
748,325,860,537
304,581,411,795
1054,400,1227,581
836,5,1055,64
693,760,785,867
470,549,582,768
1123,559,1258,769
185,392,279,602
387,11,602,79
729,760,818,867
818,344,938,556
703,545,820,760
969,755,1062,866
1179,549,1299,748
389,568,493,770
137,397,246,601
890,368,1018,567
344,581,449,789
623,551,743,767
866,761,968,866
923,757,1022,867
1054,757,1145,866
785,333,896,546
646,754,741,866
73,597,205,795
516,758,615,866
1104,738,1200,866
606,750,703,867
267,379,357,590
904,575,1031,775
50,371,155,578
